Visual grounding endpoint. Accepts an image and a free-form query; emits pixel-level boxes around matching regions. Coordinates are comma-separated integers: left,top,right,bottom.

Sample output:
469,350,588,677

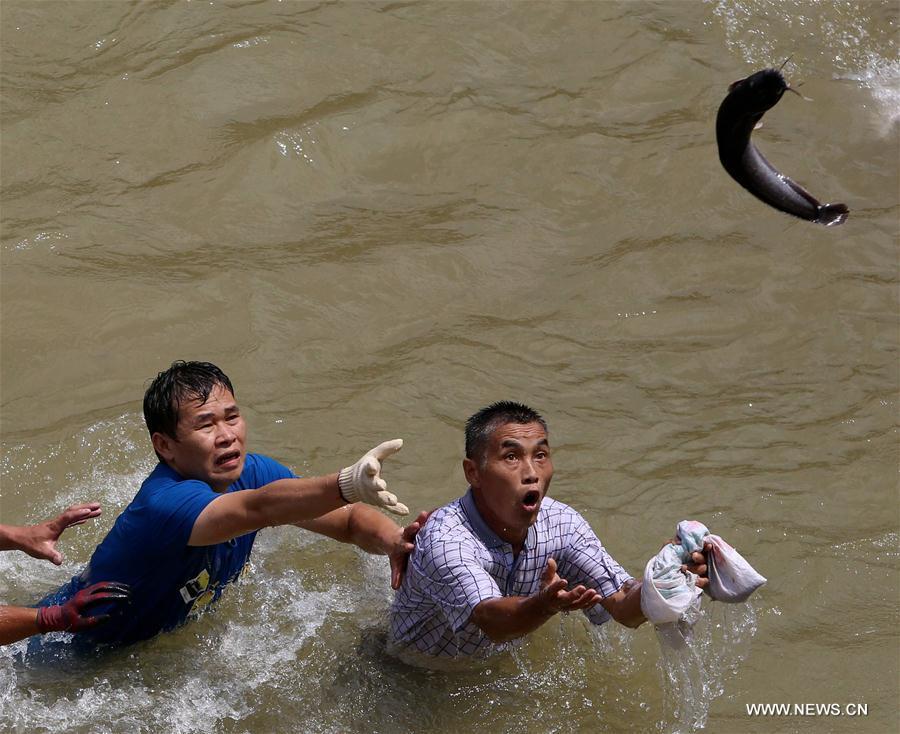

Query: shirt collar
460,488,539,552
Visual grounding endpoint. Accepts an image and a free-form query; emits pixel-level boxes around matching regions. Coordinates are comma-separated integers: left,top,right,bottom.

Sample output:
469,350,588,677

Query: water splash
653,602,759,732
839,52,900,133
710,0,899,131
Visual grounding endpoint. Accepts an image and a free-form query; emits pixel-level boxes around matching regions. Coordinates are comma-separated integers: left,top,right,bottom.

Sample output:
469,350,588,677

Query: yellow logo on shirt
192,588,215,612
179,568,210,604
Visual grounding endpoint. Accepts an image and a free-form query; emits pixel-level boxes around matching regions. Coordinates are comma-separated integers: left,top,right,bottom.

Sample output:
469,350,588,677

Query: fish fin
817,203,849,226
783,175,823,209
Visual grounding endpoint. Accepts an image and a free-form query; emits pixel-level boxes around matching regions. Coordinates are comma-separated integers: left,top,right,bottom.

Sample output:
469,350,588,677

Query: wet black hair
464,401,548,465
143,360,235,439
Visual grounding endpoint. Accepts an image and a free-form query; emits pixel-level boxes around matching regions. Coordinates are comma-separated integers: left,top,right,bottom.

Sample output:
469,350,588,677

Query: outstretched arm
0,503,102,565
0,606,40,646
298,507,429,589
0,582,130,646
189,440,410,547
470,558,601,643
190,474,344,546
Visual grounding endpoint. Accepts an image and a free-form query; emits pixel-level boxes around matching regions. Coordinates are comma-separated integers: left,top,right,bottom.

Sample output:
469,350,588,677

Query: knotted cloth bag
640,520,766,625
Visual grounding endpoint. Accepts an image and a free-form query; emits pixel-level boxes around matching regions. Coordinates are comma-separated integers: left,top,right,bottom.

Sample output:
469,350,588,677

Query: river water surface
1,1,897,732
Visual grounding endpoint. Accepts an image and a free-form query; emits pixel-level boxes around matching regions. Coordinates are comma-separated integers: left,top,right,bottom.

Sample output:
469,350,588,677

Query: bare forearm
189,474,345,546
470,594,556,643
297,503,400,555
0,606,40,646
600,579,646,628
346,504,401,554
0,525,26,553
246,474,344,527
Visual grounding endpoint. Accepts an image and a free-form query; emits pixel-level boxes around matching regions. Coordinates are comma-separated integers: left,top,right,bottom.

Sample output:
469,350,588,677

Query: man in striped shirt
389,401,708,658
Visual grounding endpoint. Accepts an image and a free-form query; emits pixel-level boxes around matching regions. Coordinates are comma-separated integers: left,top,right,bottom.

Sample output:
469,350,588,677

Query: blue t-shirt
39,453,294,647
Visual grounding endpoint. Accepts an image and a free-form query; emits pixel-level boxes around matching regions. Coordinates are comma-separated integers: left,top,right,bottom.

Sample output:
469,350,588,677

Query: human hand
681,541,711,589
36,582,130,633
536,558,601,614
338,439,409,516
14,503,102,565
389,510,431,590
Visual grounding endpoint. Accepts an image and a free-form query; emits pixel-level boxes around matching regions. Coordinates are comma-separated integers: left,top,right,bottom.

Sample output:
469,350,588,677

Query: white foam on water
837,52,900,135
0,414,245,732
1,412,152,518
216,573,352,684
0,565,366,733
1,414,153,604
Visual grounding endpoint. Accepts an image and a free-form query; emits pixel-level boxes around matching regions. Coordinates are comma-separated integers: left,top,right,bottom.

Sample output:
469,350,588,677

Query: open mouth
521,490,541,511
216,450,241,468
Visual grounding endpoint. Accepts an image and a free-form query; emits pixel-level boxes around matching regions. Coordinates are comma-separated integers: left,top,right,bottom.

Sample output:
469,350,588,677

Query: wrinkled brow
499,437,549,449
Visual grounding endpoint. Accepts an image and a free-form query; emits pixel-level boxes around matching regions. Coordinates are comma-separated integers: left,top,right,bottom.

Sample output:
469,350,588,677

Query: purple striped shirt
389,490,633,658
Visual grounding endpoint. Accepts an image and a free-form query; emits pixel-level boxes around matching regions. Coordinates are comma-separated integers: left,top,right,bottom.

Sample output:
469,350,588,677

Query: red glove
36,582,130,633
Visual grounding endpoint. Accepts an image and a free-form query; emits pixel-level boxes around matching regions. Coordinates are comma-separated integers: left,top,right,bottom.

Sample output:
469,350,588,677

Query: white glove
338,439,409,515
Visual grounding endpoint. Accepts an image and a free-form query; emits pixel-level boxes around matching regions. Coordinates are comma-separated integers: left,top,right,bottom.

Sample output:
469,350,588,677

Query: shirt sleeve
555,510,634,626
238,454,296,488
135,456,294,555
411,532,502,633
139,478,219,554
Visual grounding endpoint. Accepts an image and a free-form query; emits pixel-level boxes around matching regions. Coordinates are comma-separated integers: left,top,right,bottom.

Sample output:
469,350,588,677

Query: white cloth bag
640,520,766,625
705,534,767,603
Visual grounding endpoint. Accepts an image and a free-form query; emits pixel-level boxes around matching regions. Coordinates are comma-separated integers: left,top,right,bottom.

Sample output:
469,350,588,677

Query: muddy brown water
1,1,897,732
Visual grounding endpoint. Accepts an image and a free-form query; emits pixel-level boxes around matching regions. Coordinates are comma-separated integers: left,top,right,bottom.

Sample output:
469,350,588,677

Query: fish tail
817,202,849,226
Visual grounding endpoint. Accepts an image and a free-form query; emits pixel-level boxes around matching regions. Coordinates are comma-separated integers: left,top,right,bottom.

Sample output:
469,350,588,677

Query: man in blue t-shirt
38,360,423,648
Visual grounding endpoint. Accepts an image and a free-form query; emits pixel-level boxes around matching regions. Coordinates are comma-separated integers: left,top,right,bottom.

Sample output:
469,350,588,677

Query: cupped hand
538,558,601,613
